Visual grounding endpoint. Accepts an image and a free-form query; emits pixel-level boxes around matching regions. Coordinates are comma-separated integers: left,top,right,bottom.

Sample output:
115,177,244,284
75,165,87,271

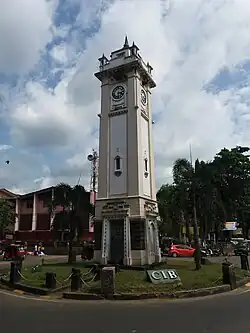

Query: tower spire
123,35,129,48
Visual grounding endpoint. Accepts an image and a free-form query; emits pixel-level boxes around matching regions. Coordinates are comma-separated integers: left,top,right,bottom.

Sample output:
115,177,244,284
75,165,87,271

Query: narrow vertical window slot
114,155,122,176
144,158,149,178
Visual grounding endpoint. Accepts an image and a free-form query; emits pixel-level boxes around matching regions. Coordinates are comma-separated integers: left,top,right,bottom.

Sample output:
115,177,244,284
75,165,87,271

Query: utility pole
88,149,98,194
87,150,98,234
189,144,201,270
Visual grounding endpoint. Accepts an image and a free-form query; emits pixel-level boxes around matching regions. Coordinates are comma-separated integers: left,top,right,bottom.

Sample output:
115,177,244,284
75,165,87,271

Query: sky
1,0,250,194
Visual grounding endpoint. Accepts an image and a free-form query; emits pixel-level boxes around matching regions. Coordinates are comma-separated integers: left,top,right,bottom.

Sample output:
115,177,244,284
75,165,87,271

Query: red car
168,244,195,257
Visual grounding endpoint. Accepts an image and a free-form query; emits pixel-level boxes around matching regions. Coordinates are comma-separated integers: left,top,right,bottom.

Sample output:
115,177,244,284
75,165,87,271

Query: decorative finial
131,41,139,53
123,35,129,48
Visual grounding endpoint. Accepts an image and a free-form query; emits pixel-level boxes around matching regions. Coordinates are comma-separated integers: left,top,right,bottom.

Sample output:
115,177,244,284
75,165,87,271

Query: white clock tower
94,37,161,266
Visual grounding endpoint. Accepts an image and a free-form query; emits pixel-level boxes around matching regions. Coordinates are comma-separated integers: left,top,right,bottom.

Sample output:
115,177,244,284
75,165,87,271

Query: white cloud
0,145,12,151
51,44,68,64
9,82,78,147
0,0,56,74
67,0,250,186
3,0,250,192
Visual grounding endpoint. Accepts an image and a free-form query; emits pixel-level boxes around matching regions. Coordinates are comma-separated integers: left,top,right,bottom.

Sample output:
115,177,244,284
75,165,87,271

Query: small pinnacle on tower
123,35,129,48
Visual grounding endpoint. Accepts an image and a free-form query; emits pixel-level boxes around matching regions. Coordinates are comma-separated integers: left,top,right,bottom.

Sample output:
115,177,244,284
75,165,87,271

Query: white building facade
94,37,161,266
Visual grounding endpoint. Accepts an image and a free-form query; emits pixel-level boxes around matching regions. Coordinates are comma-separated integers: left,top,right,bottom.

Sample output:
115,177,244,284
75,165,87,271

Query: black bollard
92,264,101,281
68,250,77,264
222,261,236,289
201,257,206,265
45,272,57,289
9,262,21,284
240,254,249,270
16,258,23,272
71,268,82,292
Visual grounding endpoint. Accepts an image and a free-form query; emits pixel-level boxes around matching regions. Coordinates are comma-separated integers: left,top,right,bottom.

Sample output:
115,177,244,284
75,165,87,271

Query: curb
63,292,104,300
0,277,69,296
2,276,250,301
61,277,250,301
12,289,54,300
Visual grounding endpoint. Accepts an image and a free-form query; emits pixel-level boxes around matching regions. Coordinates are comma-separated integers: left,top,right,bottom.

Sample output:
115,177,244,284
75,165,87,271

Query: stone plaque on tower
94,37,161,266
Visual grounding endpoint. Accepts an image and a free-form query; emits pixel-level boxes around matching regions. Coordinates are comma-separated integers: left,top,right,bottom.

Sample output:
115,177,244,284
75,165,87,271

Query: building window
144,158,149,178
114,155,122,177
26,200,33,209
115,156,121,170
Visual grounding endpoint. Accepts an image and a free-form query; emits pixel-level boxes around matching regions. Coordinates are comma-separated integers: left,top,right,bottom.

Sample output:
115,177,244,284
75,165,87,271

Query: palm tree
173,158,201,269
173,158,193,242
51,183,94,263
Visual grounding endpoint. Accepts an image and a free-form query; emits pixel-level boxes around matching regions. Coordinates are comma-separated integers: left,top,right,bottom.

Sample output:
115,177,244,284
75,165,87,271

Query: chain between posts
13,266,96,288
80,273,97,288
54,273,73,286
17,270,34,283
82,267,94,277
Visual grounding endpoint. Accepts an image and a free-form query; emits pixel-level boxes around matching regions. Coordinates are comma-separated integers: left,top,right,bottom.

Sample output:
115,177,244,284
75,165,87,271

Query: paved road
0,255,249,332
0,255,68,273
210,255,242,266
1,287,250,333
168,255,243,267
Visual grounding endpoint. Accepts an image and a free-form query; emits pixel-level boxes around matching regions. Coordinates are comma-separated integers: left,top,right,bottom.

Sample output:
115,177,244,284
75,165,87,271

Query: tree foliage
47,183,94,263
0,198,16,237
157,146,250,242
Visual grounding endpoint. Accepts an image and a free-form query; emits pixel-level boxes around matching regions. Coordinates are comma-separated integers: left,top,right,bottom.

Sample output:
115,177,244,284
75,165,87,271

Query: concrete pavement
168,255,244,267
0,255,68,275
1,286,250,332
0,255,250,332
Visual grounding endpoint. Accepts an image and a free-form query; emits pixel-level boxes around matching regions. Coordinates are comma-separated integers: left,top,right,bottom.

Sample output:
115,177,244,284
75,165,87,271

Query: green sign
146,269,181,284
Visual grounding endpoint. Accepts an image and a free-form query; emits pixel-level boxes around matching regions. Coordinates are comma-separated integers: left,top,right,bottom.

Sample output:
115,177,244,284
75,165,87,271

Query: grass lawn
3,259,249,293
13,262,91,288
113,260,249,293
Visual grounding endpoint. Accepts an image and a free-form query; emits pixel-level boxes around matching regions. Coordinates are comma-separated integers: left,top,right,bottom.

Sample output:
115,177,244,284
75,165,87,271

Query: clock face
141,89,147,105
112,85,125,100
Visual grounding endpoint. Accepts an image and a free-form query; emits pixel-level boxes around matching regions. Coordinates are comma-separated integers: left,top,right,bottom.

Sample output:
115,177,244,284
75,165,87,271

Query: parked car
168,244,195,257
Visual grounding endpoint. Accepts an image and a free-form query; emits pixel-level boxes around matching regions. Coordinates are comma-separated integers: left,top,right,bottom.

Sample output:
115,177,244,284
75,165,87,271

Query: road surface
0,255,68,274
168,255,243,267
1,286,250,332
0,255,250,332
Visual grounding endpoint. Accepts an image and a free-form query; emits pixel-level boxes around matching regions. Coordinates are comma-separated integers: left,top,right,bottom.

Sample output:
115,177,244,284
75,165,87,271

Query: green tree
0,198,16,238
157,145,250,269
212,146,250,237
194,160,224,240
157,184,181,238
50,183,94,263
172,158,194,243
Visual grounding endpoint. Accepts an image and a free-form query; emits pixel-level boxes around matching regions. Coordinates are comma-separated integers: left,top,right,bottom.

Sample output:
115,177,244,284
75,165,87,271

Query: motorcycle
211,247,221,256
200,248,209,257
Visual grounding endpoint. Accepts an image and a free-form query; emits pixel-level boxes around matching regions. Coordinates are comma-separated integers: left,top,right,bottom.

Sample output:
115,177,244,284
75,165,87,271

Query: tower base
94,249,161,266
94,198,162,267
